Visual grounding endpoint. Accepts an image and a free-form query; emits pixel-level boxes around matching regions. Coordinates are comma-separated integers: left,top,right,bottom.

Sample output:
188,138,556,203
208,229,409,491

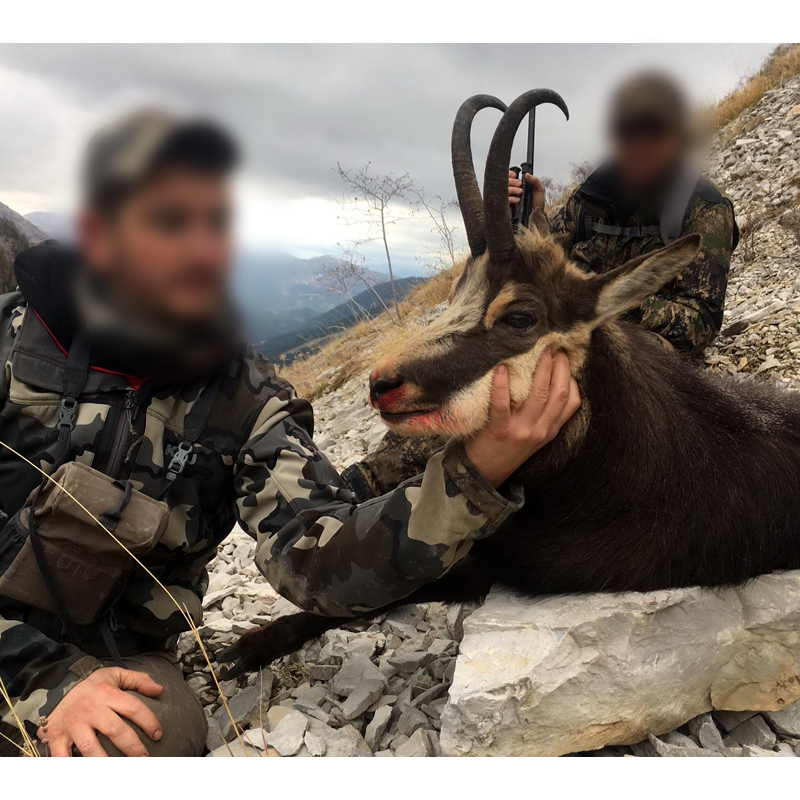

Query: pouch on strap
0,462,170,627
13,329,94,644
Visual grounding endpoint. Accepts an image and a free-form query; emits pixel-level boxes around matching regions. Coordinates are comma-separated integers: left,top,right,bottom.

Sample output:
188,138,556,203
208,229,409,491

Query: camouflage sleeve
549,190,580,253
235,387,523,617
633,199,735,354
0,291,26,398
341,431,449,501
0,616,101,741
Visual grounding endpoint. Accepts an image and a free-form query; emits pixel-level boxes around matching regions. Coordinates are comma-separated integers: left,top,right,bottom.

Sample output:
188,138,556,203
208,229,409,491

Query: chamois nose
369,373,404,405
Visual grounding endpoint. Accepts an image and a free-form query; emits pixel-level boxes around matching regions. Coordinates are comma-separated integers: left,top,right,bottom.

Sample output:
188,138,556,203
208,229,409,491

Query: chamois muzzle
369,373,405,408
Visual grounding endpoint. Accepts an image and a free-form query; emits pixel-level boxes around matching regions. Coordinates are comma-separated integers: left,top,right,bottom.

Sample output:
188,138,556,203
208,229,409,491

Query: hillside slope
703,75,800,384
24,211,73,241
257,276,424,364
0,201,47,294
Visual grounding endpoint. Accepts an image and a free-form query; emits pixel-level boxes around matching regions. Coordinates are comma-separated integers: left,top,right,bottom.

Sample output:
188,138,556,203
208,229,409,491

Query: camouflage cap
609,72,688,136
84,109,238,207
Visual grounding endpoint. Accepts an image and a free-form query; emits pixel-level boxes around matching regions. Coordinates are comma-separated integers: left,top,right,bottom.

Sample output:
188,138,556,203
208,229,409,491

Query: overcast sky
0,44,776,275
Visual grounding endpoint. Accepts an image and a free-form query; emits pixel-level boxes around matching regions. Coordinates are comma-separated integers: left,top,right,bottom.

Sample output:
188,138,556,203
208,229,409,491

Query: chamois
221,91,800,676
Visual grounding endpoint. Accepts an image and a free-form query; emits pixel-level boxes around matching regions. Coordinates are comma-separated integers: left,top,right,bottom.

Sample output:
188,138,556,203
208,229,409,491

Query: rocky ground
703,76,800,386
180,78,800,757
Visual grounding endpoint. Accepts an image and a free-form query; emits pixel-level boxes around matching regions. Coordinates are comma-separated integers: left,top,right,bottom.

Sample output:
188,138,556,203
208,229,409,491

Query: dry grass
0,673,40,756
281,264,458,399
710,44,800,132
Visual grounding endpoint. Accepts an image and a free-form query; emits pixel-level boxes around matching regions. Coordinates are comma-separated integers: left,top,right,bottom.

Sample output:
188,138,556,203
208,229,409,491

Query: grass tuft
709,44,800,131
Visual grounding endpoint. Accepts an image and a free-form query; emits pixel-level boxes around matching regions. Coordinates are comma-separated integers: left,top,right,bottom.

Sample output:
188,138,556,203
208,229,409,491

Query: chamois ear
529,208,551,238
592,234,702,322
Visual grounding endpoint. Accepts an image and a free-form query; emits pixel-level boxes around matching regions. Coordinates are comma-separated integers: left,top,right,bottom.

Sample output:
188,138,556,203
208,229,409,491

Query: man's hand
38,667,164,757
508,169,546,213
465,349,580,488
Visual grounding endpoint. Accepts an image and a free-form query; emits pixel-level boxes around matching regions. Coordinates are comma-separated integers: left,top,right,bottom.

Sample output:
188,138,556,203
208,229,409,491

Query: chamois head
369,91,701,438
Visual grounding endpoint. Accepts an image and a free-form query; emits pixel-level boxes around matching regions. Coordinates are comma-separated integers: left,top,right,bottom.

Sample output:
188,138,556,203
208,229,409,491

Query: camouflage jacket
550,166,737,354
0,286,520,737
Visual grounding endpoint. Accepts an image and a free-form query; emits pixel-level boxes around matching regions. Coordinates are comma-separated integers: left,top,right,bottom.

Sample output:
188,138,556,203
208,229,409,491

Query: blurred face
611,126,683,195
81,164,232,323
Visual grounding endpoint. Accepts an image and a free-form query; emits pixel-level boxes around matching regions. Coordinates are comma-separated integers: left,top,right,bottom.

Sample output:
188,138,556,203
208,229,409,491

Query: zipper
105,389,138,478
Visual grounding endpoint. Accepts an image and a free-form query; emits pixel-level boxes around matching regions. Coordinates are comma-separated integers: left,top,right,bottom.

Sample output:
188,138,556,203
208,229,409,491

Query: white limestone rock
441,574,800,757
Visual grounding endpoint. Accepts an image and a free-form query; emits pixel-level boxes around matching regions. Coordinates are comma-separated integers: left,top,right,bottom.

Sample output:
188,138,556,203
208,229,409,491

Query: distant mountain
24,211,74,242
234,251,387,341
0,201,47,294
257,275,425,364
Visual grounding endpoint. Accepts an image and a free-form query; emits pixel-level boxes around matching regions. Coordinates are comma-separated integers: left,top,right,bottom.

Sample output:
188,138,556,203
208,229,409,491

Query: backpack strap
159,372,223,498
23,329,94,647
576,204,589,243
575,165,703,248
660,165,701,245
51,329,92,468
576,205,659,242
583,217,660,238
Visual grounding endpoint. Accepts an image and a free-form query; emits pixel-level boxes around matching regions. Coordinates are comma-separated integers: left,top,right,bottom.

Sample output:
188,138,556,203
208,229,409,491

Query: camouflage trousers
0,652,207,757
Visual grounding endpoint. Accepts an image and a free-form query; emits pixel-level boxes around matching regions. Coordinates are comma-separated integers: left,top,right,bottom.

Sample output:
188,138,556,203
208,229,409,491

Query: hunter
508,72,738,355
0,111,579,756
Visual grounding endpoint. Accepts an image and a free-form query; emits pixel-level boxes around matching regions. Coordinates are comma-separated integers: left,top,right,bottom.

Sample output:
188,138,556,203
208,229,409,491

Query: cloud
0,43,777,263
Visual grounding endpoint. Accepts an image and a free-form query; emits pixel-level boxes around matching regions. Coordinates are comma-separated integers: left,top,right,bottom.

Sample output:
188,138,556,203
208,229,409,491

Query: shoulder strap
24,329,93,646
159,372,223,498
583,218,660,238
51,328,92,469
576,204,589,243
660,166,701,245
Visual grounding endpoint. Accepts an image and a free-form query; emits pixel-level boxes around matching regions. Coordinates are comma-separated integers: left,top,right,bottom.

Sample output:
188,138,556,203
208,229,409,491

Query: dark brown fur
221,305,800,675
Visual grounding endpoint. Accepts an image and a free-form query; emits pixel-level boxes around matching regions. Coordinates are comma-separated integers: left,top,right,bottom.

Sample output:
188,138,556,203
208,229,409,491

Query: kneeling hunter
0,111,579,756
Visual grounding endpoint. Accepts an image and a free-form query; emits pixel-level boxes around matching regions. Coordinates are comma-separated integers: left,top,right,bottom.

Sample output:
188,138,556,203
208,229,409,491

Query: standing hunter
508,72,738,355
0,112,579,756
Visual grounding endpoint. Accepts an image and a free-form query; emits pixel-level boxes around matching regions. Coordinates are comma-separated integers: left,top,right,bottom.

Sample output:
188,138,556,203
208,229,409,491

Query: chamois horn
483,89,569,265
451,94,507,258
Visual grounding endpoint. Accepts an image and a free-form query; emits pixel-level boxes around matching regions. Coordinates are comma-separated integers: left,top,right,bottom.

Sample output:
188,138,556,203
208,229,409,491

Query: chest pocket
573,209,664,272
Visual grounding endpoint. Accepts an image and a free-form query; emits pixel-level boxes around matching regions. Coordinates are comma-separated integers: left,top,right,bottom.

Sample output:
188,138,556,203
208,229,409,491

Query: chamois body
222,327,800,675
472,322,800,596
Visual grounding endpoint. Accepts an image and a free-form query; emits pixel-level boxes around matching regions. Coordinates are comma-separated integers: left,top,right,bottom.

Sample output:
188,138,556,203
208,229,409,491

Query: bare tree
569,159,594,185
335,163,415,320
540,160,595,212
410,188,464,273
321,242,400,328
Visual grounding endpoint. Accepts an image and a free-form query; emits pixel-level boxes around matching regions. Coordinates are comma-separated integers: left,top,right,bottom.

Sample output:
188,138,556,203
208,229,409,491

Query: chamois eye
503,313,536,330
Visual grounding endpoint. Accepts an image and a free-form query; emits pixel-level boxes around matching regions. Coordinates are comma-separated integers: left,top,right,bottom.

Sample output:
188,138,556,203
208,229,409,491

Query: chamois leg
395,556,495,605
218,611,349,678
218,557,493,677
